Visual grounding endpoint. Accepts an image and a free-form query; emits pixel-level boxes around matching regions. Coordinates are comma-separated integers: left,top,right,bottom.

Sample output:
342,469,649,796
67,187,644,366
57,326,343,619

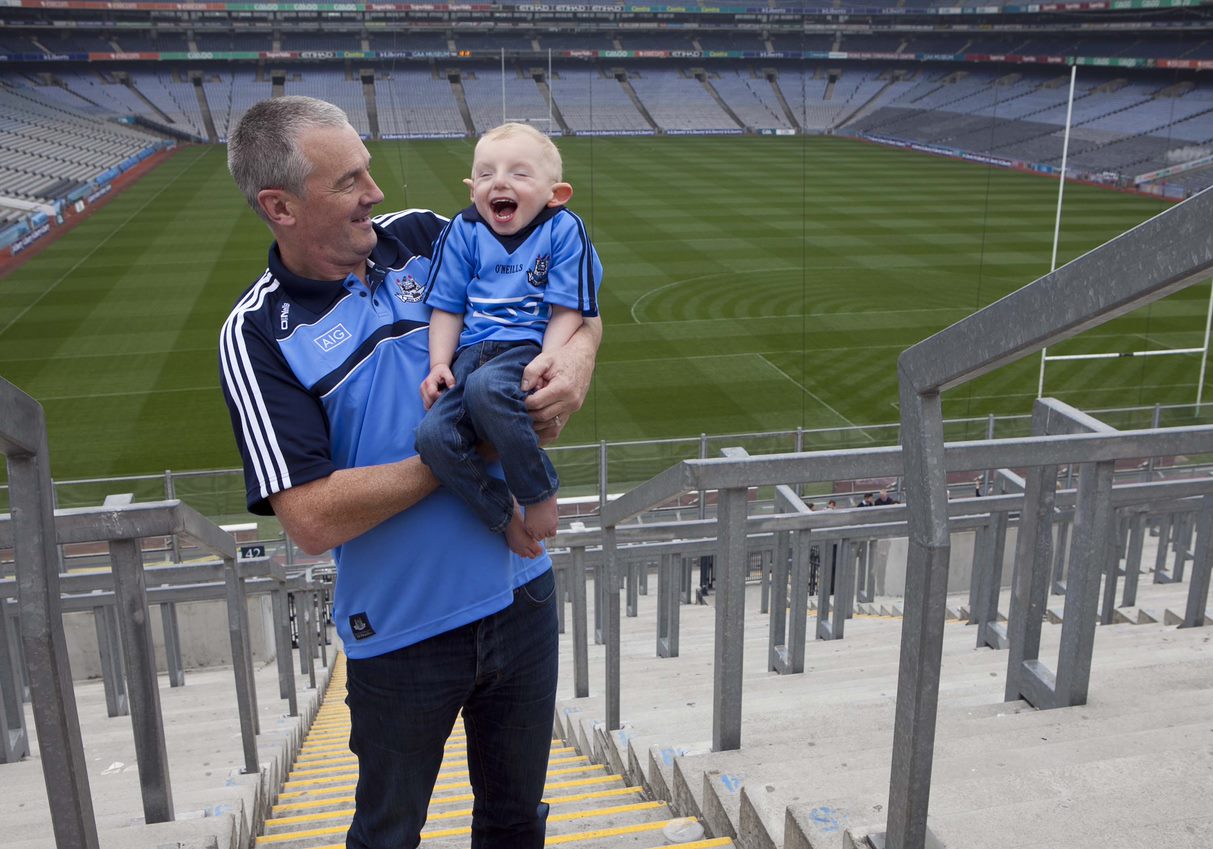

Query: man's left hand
522,319,601,444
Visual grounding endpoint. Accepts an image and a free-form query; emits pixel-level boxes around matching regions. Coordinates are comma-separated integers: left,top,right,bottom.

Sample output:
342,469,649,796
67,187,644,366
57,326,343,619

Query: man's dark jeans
345,569,559,849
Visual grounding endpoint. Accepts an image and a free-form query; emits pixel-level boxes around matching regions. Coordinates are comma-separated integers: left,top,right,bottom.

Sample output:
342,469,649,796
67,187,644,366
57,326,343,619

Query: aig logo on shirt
315,323,352,352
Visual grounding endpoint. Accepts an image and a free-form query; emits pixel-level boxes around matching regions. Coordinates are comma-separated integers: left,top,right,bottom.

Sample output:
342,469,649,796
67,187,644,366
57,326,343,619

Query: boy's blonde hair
476,122,564,181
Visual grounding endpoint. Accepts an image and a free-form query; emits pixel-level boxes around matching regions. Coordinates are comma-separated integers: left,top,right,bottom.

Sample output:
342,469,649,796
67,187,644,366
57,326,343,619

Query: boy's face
465,134,572,237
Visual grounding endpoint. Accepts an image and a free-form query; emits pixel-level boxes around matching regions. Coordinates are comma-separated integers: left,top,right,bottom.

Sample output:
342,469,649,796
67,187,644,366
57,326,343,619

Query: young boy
416,123,603,556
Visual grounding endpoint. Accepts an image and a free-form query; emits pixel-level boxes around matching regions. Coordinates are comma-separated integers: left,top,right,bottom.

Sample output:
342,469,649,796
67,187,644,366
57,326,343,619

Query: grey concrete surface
2,634,334,849
556,567,1213,849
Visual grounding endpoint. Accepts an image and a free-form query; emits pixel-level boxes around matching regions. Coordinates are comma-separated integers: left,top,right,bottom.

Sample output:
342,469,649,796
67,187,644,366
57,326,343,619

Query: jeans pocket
518,568,555,607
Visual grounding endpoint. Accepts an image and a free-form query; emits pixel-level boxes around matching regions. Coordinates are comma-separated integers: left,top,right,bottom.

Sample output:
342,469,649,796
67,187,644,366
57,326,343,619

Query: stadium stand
284,69,370,136
461,65,555,133
374,69,467,138
554,66,653,135
627,66,738,133
709,67,794,132
0,80,162,202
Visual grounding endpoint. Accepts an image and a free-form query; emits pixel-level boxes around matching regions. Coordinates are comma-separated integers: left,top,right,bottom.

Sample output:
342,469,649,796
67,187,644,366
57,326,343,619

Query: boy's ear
462,177,474,199
548,182,573,207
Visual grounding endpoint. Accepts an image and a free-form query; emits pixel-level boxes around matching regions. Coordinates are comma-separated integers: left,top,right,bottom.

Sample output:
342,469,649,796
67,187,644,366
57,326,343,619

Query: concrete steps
257,653,733,849
556,575,1213,849
6,647,332,849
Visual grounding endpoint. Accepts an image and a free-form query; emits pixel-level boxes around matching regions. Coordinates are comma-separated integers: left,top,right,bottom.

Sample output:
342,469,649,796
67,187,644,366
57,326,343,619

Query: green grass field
0,135,1205,486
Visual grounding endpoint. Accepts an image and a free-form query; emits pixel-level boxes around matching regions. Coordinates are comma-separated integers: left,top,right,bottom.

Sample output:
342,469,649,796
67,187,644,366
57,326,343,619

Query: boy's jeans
416,340,560,533
344,569,559,849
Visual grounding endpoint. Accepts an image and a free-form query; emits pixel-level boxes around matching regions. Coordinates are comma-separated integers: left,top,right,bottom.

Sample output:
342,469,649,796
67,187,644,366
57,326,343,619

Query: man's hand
421,364,456,410
523,317,601,443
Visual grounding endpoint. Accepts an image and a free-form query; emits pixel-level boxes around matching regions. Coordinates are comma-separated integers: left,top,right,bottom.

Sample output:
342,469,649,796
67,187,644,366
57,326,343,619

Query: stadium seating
285,69,370,136
0,80,161,202
461,65,555,134
553,67,653,134
375,70,467,138
708,68,794,132
627,66,737,133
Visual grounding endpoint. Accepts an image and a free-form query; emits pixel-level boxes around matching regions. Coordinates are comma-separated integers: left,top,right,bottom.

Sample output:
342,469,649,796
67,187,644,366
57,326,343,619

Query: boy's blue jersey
218,209,551,660
423,205,602,350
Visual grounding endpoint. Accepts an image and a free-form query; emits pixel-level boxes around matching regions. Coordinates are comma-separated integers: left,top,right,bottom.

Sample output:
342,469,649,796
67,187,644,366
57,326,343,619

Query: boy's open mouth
490,198,518,221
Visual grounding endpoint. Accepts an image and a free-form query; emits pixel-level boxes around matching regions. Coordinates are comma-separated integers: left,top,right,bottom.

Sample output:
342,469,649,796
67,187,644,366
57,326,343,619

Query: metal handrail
888,185,1213,848
0,378,100,849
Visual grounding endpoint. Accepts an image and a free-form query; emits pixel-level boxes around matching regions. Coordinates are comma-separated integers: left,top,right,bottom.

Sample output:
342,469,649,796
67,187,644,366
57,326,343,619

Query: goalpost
501,47,555,134
1036,65,1213,407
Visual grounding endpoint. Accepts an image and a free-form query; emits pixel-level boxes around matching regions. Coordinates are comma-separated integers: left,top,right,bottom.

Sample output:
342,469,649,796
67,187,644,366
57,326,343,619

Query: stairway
555,570,1213,849
254,654,731,849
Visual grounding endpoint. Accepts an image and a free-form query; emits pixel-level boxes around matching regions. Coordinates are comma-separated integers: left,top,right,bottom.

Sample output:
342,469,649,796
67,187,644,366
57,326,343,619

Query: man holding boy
220,96,600,849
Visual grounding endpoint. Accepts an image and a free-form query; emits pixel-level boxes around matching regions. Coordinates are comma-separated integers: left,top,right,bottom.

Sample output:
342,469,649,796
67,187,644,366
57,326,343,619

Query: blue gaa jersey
218,209,551,660
423,204,602,350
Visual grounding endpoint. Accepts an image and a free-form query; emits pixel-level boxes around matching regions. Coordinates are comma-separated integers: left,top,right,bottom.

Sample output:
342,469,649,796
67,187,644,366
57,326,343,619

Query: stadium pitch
0,134,1204,481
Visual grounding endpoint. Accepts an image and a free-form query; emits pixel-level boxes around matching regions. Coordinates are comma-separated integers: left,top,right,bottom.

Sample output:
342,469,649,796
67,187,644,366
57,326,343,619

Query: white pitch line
36,385,215,403
628,267,802,324
627,306,971,327
755,353,875,442
0,148,209,340
0,345,217,364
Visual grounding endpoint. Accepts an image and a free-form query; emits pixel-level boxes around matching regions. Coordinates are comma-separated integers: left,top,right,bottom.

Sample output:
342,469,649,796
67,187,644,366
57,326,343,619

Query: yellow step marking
289,743,497,779
293,738,570,768
266,786,644,828
256,801,665,845
278,762,602,799
543,817,679,845
273,774,623,814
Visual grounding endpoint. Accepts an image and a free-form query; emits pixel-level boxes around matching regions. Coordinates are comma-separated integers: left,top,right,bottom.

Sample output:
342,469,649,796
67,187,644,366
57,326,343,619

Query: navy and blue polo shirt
423,204,602,350
218,209,552,659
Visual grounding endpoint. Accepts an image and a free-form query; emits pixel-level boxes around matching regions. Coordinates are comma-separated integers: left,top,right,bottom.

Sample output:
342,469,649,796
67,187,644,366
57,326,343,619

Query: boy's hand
420,365,456,410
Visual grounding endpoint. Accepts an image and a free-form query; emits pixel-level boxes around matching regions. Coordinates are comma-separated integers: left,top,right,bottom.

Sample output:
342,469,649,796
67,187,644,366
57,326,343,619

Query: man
873,488,898,507
219,96,601,849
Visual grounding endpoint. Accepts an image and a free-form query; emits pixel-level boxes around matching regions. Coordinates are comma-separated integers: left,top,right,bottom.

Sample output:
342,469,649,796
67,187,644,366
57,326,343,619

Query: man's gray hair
228,96,350,222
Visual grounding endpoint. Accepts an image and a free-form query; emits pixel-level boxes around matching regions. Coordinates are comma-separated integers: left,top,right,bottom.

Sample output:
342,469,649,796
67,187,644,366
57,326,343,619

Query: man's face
285,123,384,279
467,134,564,237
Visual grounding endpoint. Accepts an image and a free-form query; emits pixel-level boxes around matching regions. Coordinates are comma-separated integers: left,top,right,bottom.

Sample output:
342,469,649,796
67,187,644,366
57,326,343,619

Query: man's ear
257,189,295,226
548,182,573,207
462,177,474,200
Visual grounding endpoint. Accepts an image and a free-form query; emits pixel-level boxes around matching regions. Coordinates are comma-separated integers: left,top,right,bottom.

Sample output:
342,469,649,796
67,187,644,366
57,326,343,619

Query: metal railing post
657,552,679,659
1005,403,1059,707
224,556,261,775
1055,460,1116,706
161,603,185,688
271,576,298,717
885,384,951,849
1121,509,1147,607
108,537,175,824
570,545,589,698
713,485,747,752
164,470,181,563
626,561,639,618
0,598,29,762
1181,495,1213,628
93,604,128,717
603,526,621,730
768,531,790,672
2,380,99,848
787,530,810,674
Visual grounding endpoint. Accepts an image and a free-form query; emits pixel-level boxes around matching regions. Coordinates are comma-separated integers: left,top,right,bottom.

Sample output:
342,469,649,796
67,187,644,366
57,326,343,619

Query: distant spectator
827,499,837,509
873,488,898,506
857,492,875,508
